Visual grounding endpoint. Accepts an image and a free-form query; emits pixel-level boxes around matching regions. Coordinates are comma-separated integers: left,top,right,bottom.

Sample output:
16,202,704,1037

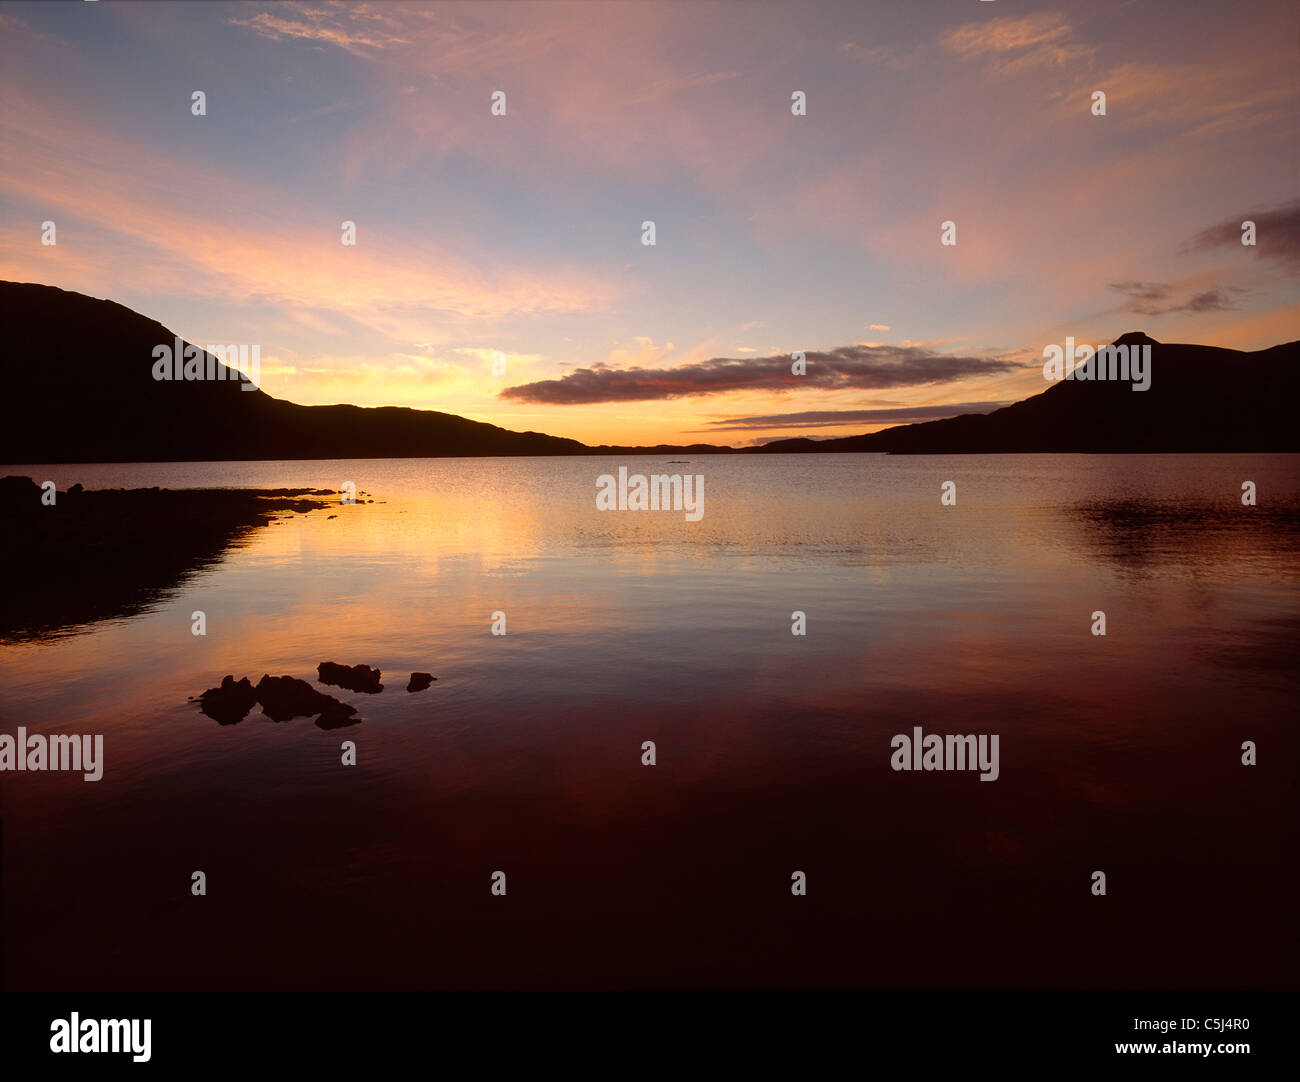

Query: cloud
224,2,785,197
0,100,617,344
701,403,1011,431
1183,290,1237,313
941,13,1090,74
229,4,409,56
500,345,1021,404
1187,201,1300,273
1110,281,1239,316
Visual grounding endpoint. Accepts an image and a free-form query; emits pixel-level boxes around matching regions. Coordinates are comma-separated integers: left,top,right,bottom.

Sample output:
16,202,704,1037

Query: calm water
2,454,1298,989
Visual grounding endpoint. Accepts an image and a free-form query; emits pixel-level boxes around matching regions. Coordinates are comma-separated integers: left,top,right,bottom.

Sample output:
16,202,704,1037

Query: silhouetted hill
0,282,587,463
2,283,1296,460
750,333,1300,453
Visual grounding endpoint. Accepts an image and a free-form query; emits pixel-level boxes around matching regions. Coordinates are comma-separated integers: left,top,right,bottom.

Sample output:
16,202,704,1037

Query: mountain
751,332,1300,454
2,282,1296,461
0,282,586,463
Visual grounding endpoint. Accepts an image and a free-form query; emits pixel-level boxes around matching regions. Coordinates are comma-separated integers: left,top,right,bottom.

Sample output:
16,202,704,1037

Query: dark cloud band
699,402,1011,430
1187,200,1300,272
500,346,1021,405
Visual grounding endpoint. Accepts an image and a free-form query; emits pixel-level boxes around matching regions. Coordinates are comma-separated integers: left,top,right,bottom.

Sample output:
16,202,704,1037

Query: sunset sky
1,0,1297,447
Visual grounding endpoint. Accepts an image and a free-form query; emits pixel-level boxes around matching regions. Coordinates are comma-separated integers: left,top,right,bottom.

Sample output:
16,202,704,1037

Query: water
2,454,1298,989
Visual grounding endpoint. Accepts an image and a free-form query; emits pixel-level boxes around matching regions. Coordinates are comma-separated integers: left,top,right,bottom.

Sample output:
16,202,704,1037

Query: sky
1,0,1297,447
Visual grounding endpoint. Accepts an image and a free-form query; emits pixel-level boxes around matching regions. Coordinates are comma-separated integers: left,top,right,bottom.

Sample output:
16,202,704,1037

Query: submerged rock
255,674,357,723
315,701,362,729
197,675,258,725
407,672,436,692
318,661,383,694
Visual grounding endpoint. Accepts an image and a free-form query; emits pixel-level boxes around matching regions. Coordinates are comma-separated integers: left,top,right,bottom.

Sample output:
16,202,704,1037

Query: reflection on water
1,454,1297,990
1071,497,1300,576
0,481,342,643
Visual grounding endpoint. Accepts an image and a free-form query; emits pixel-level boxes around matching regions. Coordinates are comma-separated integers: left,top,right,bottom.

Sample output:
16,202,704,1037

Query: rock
315,701,362,729
406,672,436,692
255,673,353,722
198,675,258,724
318,661,383,694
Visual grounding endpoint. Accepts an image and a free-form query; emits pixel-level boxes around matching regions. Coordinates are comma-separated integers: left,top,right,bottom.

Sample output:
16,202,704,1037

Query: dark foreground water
2,454,1297,989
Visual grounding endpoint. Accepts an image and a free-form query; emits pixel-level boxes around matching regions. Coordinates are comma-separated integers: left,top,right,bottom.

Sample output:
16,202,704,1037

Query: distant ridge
1,282,1296,462
749,333,1300,454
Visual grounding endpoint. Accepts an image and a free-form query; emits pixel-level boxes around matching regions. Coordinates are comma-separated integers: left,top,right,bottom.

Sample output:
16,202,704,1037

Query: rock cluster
195,662,438,727
197,673,359,729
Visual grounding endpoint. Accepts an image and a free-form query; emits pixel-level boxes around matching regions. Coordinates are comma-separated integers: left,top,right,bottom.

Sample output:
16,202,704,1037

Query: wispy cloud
942,13,1090,74
0,100,616,342
229,3,409,56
